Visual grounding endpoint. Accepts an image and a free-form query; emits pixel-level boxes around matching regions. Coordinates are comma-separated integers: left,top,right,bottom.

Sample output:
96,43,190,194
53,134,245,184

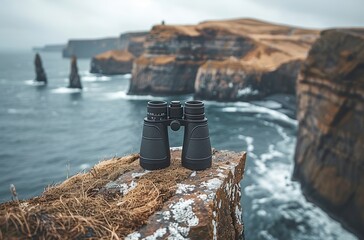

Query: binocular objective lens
184,100,205,120
147,101,168,121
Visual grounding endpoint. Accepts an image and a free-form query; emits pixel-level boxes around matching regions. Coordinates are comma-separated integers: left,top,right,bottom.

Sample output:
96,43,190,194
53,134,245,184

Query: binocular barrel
140,101,170,170
139,100,212,171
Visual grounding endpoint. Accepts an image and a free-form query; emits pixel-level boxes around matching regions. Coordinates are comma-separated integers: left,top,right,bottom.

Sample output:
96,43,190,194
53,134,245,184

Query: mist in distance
1,0,364,50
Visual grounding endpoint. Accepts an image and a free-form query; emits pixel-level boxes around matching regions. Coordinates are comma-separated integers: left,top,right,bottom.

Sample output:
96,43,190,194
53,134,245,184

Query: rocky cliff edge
294,28,364,238
128,18,319,99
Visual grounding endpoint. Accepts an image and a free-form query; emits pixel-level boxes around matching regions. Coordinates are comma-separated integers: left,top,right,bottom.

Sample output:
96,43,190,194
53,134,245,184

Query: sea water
0,51,356,240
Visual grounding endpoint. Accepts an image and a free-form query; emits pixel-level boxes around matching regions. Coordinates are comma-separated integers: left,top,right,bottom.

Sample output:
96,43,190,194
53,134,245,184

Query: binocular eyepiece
140,100,212,171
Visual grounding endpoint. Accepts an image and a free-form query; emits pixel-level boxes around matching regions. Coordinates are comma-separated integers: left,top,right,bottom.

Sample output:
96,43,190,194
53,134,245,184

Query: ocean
0,51,356,239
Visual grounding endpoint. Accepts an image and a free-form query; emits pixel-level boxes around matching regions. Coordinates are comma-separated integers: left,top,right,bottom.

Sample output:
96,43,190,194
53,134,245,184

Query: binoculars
140,100,212,171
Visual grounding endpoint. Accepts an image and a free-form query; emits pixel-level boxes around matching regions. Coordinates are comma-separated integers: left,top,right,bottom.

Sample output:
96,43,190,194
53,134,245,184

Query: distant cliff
63,32,148,59
294,29,364,238
33,44,65,52
63,37,119,59
90,32,148,75
128,18,319,98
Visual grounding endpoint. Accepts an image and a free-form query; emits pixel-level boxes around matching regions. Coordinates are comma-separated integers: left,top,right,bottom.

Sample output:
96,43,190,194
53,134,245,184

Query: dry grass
95,50,134,62
0,154,192,239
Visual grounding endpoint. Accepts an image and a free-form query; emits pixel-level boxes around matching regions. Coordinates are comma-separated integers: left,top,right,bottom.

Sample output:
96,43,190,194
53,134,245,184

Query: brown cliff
293,29,364,238
90,50,134,75
90,33,148,75
0,149,246,239
128,18,319,98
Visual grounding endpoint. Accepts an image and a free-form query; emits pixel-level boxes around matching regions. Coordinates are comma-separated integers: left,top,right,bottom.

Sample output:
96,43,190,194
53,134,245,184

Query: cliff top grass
0,154,192,239
95,50,134,62
151,18,319,41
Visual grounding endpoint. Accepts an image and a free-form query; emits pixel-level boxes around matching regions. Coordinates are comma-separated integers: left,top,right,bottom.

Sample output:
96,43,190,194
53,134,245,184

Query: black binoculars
139,100,212,171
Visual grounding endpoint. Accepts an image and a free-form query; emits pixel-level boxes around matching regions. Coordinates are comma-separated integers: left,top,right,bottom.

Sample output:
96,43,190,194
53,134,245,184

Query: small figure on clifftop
68,56,82,89
161,20,165,25
34,53,47,84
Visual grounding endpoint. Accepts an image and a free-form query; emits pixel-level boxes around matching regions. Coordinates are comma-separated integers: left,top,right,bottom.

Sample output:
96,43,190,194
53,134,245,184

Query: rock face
0,149,246,239
34,53,47,84
63,37,119,58
68,56,82,89
128,18,319,98
90,32,148,75
90,50,134,75
294,29,364,238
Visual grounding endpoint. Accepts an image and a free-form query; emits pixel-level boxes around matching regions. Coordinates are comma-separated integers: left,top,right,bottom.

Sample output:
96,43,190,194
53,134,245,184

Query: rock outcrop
90,32,148,75
90,50,134,75
294,29,364,238
68,56,82,89
0,149,246,239
34,53,47,84
128,18,319,98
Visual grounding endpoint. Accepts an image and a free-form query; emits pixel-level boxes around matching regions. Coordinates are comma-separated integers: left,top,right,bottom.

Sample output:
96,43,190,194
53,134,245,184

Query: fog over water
1,0,364,50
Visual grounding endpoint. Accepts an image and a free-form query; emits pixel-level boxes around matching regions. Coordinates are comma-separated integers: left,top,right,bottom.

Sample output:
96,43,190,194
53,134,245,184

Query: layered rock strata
128,18,319,98
34,53,47,84
0,149,246,239
294,29,364,238
68,56,82,89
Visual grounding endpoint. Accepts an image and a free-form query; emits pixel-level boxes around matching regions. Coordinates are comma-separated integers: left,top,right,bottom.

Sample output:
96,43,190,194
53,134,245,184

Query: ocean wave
221,102,297,126
82,75,111,82
51,87,83,94
238,135,254,152
122,73,131,78
24,80,46,86
104,90,166,101
251,100,282,109
7,108,33,115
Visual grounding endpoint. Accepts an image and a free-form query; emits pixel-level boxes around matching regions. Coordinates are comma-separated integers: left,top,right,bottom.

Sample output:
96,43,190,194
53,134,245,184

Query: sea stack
34,53,47,84
68,56,82,89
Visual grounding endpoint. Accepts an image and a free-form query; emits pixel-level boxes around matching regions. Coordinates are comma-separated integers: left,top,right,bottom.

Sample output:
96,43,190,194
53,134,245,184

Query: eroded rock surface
90,50,134,75
128,18,319,98
34,53,47,84
109,149,246,240
294,29,364,238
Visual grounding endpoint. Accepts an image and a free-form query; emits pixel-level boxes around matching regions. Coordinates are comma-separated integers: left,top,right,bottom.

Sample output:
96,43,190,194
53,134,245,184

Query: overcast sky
1,0,363,50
